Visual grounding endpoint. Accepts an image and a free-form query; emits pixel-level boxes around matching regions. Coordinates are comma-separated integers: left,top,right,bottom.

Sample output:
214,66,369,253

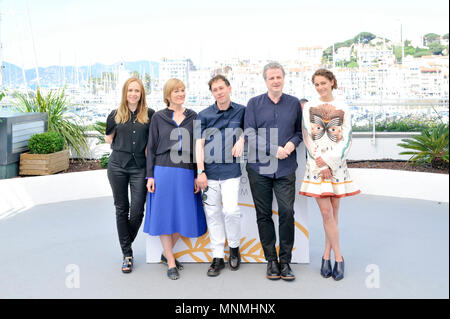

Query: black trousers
107,159,147,258
247,166,296,264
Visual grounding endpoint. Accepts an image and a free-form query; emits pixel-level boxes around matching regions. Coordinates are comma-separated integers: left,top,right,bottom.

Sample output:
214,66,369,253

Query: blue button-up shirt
244,93,303,178
195,101,246,181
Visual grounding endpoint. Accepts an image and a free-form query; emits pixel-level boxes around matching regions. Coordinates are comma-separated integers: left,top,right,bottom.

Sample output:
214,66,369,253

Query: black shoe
332,257,345,281
229,247,241,271
280,263,296,281
266,261,281,280
207,258,225,277
167,267,180,280
161,253,184,270
320,257,332,278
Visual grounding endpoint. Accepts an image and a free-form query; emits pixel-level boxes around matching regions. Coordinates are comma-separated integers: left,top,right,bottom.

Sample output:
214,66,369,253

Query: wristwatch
197,169,204,175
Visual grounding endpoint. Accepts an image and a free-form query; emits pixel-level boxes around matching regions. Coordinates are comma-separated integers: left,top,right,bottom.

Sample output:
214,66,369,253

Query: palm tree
14,87,89,159
398,124,449,169
92,121,106,144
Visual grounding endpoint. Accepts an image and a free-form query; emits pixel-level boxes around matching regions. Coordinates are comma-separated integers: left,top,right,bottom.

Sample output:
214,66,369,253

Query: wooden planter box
19,149,70,176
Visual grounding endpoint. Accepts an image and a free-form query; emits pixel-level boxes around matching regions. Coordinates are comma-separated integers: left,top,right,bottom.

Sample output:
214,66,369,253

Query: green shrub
0,91,5,123
376,117,438,132
398,124,449,169
100,153,110,168
28,132,65,154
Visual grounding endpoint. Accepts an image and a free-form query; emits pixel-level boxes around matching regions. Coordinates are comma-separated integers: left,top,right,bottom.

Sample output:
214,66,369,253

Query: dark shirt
244,93,303,178
146,108,198,178
106,108,155,169
195,101,246,181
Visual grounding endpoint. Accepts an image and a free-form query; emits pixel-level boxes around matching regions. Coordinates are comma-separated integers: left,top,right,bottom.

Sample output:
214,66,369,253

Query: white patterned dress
299,98,360,198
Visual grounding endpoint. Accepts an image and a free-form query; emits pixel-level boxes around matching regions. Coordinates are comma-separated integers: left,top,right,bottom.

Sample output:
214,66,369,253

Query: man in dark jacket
244,62,303,281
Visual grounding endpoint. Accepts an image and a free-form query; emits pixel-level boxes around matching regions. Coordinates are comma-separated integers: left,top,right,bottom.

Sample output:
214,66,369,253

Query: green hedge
353,117,443,132
28,132,65,154
374,118,439,132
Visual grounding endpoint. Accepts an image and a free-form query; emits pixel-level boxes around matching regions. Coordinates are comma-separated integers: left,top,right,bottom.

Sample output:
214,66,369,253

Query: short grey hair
263,62,285,80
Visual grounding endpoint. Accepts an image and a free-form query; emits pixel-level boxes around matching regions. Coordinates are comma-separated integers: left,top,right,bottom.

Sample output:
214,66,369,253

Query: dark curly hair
312,69,338,90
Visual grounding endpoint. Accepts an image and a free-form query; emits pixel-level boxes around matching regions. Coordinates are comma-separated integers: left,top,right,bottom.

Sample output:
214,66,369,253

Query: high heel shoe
320,257,332,278
332,257,345,281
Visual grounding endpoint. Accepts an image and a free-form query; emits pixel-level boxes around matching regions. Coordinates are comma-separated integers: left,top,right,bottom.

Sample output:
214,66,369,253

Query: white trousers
202,177,241,259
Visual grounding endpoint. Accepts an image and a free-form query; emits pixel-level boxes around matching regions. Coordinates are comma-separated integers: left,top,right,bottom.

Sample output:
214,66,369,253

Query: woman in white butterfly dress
300,69,360,281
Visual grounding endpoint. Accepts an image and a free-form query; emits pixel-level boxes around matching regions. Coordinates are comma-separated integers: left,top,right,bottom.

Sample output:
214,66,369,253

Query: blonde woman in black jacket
105,77,155,274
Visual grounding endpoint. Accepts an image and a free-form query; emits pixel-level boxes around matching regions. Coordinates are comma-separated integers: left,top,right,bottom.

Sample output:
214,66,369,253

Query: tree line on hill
322,32,449,67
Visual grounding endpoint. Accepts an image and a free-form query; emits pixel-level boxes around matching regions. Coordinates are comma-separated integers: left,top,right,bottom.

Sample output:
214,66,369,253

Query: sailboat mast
24,0,40,87
0,0,4,88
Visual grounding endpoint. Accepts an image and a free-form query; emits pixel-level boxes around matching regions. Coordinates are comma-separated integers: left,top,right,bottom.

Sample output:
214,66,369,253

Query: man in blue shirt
244,62,303,281
195,75,246,277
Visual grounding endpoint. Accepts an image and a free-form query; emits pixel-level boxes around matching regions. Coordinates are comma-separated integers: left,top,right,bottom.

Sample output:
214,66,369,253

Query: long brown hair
115,77,149,124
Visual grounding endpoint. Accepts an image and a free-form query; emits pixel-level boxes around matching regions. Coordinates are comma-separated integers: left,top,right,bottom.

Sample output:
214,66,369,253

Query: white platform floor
0,194,448,299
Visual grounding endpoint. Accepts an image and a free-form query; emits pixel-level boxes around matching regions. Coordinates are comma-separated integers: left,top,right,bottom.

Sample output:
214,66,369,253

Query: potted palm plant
398,123,449,169
19,131,69,175
13,87,89,159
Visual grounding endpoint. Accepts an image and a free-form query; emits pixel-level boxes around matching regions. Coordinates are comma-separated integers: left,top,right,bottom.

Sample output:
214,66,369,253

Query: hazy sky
1,0,449,68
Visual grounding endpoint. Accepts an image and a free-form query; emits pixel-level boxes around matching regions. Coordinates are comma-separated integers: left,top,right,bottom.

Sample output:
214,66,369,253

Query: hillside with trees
323,32,449,66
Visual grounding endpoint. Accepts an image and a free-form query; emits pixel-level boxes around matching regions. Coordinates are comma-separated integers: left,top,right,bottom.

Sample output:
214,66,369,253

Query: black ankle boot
332,257,345,281
280,263,296,281
266,261,281,280
229,247,241,271
320,257,332,278
207,258,225,277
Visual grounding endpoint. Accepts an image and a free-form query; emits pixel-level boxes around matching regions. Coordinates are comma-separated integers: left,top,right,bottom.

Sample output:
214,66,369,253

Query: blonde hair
115,77,149,124
163,78,185,107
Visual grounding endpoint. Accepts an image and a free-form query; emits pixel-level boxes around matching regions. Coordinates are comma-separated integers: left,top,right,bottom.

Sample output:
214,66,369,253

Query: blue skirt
143,165,207,238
